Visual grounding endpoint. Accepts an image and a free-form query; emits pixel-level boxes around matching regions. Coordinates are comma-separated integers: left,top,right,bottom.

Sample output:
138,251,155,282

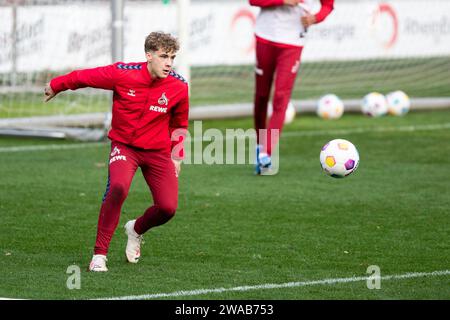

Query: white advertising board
0,0,449,72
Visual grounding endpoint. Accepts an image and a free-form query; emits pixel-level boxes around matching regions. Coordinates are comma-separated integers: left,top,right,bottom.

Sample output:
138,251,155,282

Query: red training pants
94,141,178,255
254,38,303,155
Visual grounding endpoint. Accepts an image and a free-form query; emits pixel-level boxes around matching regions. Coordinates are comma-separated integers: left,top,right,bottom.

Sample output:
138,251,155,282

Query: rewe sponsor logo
110,155,127,164
149,105,168,113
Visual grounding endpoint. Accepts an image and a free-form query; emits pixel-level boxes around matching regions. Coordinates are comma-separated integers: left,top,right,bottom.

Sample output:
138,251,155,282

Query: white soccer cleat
89,254,108,272
124,220,143,263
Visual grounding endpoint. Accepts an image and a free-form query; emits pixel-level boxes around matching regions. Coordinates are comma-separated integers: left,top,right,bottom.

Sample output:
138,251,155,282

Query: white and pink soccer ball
386,90,410,116
361,92,388,117
320,139,360,178
317,94,344,120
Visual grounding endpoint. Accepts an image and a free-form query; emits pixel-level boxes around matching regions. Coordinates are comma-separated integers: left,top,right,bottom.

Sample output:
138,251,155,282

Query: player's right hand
44,83,56,102
301,12,316,28
283,0,300,6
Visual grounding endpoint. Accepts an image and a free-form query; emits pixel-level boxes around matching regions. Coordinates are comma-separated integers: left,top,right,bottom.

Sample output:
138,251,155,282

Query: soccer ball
320,139,360,178
317,94,344,119
361,92,388,117
386,90,410,116
268,101,296,124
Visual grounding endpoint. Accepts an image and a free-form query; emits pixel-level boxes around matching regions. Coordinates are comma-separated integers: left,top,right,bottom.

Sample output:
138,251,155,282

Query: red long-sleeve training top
50,62,189,158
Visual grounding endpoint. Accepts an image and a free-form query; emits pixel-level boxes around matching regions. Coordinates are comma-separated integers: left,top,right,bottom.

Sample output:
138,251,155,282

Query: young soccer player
44,32,189,272
249,0,334,174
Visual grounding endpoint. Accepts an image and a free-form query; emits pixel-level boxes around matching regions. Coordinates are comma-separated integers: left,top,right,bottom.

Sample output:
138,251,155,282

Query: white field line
98,270,450,300
1,122,450,154
0,269,449,300
282,122,450,138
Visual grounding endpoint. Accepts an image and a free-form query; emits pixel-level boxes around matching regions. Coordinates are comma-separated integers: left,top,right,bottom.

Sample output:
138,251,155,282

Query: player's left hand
301,12,316,28
172,159,182,177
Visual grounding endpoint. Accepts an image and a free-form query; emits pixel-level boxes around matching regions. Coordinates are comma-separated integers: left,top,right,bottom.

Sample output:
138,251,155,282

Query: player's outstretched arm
44,83,56,102
44,64,117,102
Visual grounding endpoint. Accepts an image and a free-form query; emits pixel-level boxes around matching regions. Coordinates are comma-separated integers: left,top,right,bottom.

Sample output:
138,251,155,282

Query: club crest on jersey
158,92,169,106
110,147,127,164
127,89,136,97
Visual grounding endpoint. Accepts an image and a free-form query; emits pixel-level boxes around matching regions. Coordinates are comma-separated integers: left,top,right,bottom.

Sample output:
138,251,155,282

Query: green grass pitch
0,110,449,300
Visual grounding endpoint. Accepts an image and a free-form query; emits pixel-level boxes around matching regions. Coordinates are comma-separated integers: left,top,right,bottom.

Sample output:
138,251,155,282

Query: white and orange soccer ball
317,94,344,120
320,139,360,178
361,92,388,117
386,90,410,116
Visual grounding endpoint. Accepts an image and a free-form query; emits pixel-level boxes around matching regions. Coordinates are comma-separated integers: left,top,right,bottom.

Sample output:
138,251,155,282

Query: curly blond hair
144,32,180,53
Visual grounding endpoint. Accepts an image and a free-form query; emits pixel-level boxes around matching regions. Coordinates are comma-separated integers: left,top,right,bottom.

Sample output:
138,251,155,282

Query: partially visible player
44,32,189,272
249,0,334,174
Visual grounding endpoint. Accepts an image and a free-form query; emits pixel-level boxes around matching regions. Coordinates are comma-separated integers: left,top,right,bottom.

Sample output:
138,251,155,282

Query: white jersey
254,0,313,47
